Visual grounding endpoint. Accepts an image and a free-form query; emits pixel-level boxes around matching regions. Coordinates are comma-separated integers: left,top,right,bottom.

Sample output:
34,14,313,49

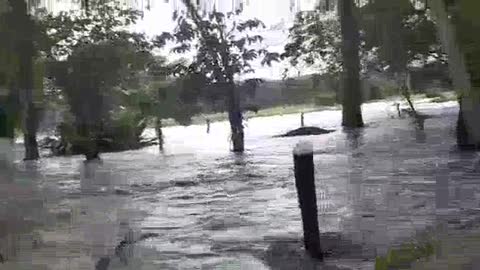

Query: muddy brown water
3,100,480,269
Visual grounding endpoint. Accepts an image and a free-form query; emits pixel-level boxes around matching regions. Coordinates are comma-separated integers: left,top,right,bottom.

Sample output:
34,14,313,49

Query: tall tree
3,0,40,160
56,42,152,159
0,0,17,146
159,0,278,152
42,3,155,160
338,0,364,127
430,0,480,149
361,0,439,114
132,57,204,151
283,3,366,128
283,0,439,126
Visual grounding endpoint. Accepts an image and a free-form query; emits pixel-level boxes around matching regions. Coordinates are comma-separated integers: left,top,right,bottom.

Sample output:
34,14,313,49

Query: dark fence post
301,112,305,127
293,141,323,260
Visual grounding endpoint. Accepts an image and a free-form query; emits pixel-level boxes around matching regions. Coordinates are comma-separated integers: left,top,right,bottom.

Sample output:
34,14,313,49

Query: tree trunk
77,123,99,161
83,0,89,13
155,117,163,151
401,84,417,116
430,0,480,149
23,104,39,160
21,57,39,161
0,89,16,140
12,0,39,160
455,96,473,149
338,0,364,128
20,58,39,161
0,93,15,182
404,72,417,114
228,84,244,152
380,1,415,114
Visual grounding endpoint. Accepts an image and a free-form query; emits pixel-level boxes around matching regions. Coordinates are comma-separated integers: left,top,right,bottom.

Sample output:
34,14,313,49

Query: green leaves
163,0,278,96
172,43,191,54
236,18,265,32
247,35,263,45
375,240,436,270
209,11,225,23
232,38,246,50
360,0,438,71
175,19,196,43
242,49,257,61
283,10,343,74
40,4,147,59
261,52,280,67
40,1,157,125
284,1,440,77
153,32,174,48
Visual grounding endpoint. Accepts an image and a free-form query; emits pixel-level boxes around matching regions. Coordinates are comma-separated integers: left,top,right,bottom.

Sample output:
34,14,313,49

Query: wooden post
300,112,305,127
206,118,210,134
293,141,323,260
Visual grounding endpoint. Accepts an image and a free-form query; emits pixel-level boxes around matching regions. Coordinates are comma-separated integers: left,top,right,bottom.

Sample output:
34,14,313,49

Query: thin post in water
293,141,323,260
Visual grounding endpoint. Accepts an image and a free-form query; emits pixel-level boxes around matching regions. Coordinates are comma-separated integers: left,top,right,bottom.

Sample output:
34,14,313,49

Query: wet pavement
2,99,480,269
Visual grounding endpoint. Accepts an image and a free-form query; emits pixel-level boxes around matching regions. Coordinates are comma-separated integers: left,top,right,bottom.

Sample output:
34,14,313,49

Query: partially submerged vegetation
376,225,480,270
275,126,335,138
375,238,437,270
162,103,336,127
162,91,456,127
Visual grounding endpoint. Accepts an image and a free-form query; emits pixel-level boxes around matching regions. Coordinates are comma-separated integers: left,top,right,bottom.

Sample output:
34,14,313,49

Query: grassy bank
375,239,438,270
162,103,339,127
425,91,457,103
161,91,457,127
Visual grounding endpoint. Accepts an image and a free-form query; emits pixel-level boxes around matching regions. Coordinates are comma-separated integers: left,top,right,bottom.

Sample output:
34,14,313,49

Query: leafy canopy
282,0,440,77
155,0,279,92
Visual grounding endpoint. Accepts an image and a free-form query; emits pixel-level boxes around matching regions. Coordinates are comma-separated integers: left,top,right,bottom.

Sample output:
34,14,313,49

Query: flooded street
3,100,480,269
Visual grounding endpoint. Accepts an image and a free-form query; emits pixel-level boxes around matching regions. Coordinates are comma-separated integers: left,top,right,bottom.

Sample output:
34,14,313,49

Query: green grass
375,240,437,270
248,103,336,118
161,103,336,127
430,91,457,103
401,91,457,104
376,91,457,104
160,90,457,127
314,93,337,106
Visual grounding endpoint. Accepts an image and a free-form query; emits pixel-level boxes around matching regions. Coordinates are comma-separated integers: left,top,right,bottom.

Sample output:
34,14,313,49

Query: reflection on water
344,127,365,151
3,100,480,269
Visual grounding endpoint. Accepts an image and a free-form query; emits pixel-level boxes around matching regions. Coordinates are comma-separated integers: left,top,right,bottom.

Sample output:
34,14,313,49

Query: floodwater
2,99,480,269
